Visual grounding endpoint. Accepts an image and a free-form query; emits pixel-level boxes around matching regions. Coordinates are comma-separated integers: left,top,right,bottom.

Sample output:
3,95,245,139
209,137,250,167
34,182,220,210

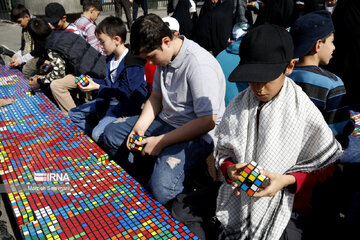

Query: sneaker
0,45,15,57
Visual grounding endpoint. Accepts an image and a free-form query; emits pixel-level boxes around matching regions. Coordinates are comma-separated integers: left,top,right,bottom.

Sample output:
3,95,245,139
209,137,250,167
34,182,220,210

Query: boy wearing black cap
45,2,81,35
289,10,354,149
215,24,342,239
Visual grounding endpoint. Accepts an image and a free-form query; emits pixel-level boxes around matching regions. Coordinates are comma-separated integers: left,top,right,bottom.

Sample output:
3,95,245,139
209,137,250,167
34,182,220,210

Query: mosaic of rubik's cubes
0,66,198,239
235,161,267,196
128,135,144,152
75,74,89,87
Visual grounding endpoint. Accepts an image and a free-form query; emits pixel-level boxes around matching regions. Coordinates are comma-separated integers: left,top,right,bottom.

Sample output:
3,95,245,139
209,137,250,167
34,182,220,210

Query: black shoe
0,45,15,57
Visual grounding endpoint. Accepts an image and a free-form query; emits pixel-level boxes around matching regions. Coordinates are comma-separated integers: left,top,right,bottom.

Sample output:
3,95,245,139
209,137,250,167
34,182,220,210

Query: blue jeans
103,116,214,204
69,100,118,142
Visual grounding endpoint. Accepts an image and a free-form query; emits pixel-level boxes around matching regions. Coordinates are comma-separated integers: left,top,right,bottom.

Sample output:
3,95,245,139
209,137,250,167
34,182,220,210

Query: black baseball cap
229,24,294,83
290,10,334,59
45,2,66,24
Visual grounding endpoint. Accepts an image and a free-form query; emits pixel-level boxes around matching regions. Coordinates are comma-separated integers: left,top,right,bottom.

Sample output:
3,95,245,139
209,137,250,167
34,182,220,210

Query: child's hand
78,76,99,92
9,57,19,67
126,129,146,150
252,170,296,198
29,76,41,89
227,163,248,195
140,135,165,156
0,98,15,107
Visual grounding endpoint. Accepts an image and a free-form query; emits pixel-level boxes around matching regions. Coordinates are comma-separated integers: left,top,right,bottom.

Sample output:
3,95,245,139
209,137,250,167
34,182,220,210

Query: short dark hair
10,4,30,22
82,0,103,12
321,31,334,43
27,18,52,41
95,16,126,43
130,14,173,55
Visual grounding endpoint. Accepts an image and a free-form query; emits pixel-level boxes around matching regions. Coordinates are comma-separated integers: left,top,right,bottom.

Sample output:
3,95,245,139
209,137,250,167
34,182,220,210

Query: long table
0,65,198,240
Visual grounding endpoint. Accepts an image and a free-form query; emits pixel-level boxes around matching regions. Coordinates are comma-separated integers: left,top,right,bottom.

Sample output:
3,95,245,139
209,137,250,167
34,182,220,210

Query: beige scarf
215,77,342,240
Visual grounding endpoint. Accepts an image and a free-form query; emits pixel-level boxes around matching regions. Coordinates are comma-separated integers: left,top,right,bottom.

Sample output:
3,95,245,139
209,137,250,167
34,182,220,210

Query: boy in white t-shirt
68,16,147,143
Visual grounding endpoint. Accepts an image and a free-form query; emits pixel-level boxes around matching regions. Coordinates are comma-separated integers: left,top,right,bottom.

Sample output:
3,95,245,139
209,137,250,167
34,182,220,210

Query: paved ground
0,7,170,64
0,7,170,239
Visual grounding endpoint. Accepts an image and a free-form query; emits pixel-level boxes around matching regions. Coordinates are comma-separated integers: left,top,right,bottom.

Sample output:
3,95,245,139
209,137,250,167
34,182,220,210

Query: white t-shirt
109,49,128,105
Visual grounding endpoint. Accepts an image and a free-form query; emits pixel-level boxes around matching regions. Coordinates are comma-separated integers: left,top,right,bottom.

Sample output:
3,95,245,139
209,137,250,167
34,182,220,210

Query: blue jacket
216,40,248,106
289,65,355,148
92,52,147,117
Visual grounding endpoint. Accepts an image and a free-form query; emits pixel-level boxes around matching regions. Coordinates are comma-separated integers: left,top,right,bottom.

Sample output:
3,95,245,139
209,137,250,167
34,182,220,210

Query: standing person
326,0,360,112
195,0,233,56
324,0,337,13
7,4,41,78
215,24,342,240
69,16,147,143
171,0,194,38
132,0,148,21
114,0,133,30
102,14,226,206
74,0,103,53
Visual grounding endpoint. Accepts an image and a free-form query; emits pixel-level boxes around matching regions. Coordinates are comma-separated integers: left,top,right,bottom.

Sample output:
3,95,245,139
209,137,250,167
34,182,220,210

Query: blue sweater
289,65,355,148
92,52,147,117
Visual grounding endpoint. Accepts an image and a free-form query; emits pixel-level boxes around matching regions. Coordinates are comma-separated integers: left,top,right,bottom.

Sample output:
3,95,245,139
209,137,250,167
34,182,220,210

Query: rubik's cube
235,161,267,196
128,134,145,151
29,75,39,83
9,59,16,67
75,74,89,87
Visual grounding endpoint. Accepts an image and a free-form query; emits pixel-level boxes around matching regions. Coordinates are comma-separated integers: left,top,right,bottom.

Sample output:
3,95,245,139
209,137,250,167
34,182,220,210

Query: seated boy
8,4,42,78
102,14,226,205
74,0,103,53
69,16,147,143
44,2,82,35
27,18,106,111
289,10,354,149
288,10,356,238
215,24,342,240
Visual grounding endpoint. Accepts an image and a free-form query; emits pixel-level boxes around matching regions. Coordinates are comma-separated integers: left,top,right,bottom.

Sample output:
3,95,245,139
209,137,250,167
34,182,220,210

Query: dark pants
132,0,148,20
114,0,132,29
171,181,222,240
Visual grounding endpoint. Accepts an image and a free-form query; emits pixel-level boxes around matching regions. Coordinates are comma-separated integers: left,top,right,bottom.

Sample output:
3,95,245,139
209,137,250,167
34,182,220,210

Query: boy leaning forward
215,24,342,240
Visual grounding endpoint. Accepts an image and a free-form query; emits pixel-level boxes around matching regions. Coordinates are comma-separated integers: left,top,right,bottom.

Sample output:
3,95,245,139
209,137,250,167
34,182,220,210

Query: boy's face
89,8,101,22
139,37,173,66
318,33,335,65
249,73,286,103
51,16,67,30
249,60,295,103
98,33,120,56
16,14,30,28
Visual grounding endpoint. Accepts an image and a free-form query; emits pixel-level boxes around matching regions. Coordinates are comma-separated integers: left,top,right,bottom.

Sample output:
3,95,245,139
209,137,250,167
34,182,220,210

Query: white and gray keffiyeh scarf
215,77,343,240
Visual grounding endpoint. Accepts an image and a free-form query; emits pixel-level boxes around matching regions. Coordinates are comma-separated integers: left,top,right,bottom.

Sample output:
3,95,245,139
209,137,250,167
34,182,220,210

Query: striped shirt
289,65,355,148
74,15,103,54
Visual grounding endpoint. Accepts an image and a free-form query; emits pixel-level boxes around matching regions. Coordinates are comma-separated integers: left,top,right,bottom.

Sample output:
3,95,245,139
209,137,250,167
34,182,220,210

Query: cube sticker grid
0,66,198,239
75,74,89,87
235,161,267,196
350,110,360,137
128,134,144,152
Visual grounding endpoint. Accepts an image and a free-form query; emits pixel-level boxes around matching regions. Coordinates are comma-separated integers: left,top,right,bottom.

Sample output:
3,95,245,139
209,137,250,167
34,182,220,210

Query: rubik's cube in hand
128,134,145,152
75,74,89,87
235,161,268,196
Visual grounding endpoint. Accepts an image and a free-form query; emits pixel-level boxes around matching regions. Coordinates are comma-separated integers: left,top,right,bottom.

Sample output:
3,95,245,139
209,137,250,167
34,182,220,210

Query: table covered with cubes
0,65,198,239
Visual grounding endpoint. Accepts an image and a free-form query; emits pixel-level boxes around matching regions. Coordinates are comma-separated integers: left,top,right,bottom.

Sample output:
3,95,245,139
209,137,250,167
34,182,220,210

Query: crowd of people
0,0,360,239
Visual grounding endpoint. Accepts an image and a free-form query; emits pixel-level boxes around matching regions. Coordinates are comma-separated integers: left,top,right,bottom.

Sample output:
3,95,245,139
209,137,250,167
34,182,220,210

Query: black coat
45,31,106,79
